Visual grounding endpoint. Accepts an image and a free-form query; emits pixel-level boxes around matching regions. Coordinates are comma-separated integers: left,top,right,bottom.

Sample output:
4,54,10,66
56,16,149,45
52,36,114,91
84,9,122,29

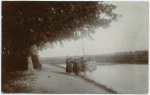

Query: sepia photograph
1,1,149,94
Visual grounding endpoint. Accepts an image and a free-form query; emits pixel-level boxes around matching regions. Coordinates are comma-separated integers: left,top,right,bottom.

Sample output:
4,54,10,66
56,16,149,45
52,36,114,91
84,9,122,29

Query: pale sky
39,1,149,58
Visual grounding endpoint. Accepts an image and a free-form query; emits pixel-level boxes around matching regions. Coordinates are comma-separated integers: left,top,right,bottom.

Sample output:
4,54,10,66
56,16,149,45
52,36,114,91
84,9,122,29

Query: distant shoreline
40,50,148,65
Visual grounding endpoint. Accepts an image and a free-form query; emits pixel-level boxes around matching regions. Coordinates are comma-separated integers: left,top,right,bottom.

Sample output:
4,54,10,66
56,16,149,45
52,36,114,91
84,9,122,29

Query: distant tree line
91,50,148,64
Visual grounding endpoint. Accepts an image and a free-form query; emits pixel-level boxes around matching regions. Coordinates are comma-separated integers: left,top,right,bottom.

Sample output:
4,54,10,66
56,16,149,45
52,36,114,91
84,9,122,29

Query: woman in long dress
66,56,70,73
68,58,73,74
73,58,80,75
66,57,73,74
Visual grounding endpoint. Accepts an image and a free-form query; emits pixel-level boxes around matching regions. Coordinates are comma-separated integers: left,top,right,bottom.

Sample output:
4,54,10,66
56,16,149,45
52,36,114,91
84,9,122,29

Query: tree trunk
27,55,34,72
26,46,35,73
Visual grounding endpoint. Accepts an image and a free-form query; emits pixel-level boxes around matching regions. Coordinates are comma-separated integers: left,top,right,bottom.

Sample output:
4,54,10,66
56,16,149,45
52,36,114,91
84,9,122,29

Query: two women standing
66,56,81,75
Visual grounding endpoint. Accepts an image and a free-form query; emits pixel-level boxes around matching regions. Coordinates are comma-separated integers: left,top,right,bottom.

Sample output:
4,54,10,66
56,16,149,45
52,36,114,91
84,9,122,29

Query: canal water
60,63,148,94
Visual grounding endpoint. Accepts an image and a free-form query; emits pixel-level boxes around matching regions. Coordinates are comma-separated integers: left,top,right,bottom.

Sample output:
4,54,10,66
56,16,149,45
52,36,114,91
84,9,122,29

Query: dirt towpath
26,64,111,94
2,64,112,94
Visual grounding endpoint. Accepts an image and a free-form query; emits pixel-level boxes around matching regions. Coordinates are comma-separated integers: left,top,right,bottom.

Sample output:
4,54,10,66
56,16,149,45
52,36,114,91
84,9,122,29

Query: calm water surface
60,63,148,94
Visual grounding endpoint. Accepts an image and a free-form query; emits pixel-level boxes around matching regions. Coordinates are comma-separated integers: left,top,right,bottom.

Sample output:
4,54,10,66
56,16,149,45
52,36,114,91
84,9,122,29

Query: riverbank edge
49,63,119,94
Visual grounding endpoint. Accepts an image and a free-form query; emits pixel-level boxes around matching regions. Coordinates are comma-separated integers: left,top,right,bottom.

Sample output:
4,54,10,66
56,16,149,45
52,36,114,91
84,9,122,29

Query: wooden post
82,35,86,76
82,35,85,60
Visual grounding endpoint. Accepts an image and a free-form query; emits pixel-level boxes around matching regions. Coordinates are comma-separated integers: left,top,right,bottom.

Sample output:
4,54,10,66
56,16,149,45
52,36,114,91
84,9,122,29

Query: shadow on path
49,64,65,69
50,71,75,76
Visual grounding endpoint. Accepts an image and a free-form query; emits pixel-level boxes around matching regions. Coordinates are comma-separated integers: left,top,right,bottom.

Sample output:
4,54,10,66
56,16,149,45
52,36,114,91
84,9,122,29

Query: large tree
2,1,121,71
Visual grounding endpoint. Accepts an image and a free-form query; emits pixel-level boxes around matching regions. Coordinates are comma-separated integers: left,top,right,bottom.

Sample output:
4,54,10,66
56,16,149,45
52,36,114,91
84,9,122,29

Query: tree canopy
2,1,121,53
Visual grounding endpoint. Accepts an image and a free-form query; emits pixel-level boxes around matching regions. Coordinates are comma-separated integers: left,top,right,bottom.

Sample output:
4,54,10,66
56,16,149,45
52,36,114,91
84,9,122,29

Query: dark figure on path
66,56,73,74
73,58,80,75
66,56,69,73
